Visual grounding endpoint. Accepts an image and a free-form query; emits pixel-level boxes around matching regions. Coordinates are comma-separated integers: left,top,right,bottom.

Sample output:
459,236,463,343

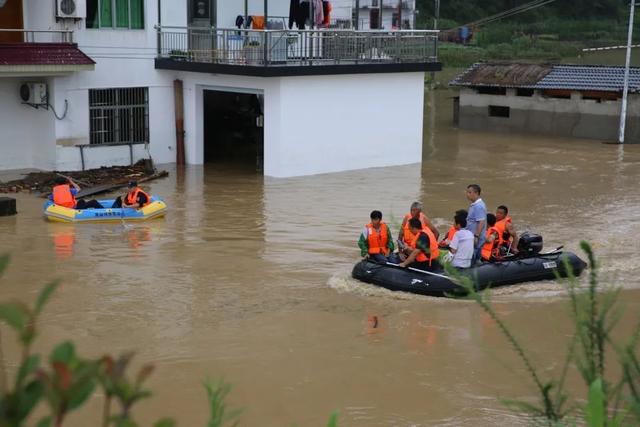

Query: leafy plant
446,241,640,426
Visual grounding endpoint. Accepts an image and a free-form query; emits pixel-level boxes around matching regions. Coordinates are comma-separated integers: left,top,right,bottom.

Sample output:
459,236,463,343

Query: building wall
457,88,640,142
265,72,424,177
0,78,56,170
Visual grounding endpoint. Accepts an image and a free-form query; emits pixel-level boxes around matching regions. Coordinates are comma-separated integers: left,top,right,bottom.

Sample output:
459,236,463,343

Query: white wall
264,72,425,177
56,144,149,170
0,78,56,170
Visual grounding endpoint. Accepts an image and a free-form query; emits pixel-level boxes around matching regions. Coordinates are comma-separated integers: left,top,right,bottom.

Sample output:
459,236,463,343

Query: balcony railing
156,26,438,67
0,29,74,43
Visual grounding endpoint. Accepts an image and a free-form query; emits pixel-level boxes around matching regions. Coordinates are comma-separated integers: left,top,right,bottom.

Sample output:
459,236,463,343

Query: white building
0,0,437,178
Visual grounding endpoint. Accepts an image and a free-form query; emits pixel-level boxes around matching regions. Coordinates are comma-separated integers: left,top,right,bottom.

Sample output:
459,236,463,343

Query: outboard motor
517,232,543,255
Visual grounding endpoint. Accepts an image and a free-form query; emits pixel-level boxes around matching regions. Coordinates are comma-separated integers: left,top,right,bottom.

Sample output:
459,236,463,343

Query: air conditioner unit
56,0,86,19
20,83,48,106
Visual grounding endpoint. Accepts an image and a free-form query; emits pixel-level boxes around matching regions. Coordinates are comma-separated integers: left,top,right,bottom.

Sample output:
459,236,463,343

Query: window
89,88,149,145
87,0,144,29
488,105,510,118
516,88,535,97
477,87,507,95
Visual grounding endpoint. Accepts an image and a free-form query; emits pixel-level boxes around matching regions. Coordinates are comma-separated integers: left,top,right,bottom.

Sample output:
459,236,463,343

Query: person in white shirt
448,212,475,269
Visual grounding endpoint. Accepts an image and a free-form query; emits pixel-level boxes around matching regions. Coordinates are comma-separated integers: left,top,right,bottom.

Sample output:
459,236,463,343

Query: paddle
385,262,451,280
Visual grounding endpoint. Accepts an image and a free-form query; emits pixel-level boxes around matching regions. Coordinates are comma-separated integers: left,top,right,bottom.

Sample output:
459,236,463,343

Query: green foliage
448,242,640,426
326,412,339,427
204,379,241,427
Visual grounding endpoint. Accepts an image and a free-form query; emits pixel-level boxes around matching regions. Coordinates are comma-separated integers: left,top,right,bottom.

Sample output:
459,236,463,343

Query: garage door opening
203,90,264,171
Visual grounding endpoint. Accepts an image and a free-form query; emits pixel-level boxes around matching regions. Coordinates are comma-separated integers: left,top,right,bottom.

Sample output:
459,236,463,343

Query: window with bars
86,0,144,29
89,88,149,145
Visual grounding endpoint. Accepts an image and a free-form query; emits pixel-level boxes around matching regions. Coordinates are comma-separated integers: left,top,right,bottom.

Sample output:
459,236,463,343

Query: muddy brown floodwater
1,89,640,426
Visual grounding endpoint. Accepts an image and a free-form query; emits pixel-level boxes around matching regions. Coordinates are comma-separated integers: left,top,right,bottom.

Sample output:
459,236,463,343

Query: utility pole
619,0,636,144
434,0,440,30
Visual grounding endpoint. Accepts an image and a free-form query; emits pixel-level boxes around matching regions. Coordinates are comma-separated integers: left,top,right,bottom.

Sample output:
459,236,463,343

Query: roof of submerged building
450,62,640,93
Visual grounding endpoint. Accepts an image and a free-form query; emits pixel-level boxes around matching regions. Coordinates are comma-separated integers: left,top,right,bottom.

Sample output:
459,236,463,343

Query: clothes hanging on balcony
322,1,332,27
235,15,244,29
252,15,265,30
312,0,324,26
289,0,307,29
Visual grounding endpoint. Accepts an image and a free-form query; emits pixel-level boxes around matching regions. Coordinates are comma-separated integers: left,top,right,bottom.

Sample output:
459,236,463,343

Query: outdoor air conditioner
56,0,86,19
20,82,48,106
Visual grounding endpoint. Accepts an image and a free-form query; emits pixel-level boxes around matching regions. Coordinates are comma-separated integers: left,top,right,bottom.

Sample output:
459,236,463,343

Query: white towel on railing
312,0,324,26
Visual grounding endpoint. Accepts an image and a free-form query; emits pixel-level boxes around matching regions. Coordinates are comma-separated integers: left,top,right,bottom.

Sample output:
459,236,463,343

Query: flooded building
0,0,439,177
450,62,640,143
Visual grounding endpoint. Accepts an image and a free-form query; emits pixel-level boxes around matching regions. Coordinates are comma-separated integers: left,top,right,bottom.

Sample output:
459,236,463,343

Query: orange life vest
481,226,502,261
409,228,440,265
125,188,151,207
52,184,76,209
366,222,390,256
439,226,457,247
495,215,513,244
402,212,429,244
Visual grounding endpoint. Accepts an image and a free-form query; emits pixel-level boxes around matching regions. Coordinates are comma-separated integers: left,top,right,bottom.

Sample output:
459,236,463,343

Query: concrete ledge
155,58,442,77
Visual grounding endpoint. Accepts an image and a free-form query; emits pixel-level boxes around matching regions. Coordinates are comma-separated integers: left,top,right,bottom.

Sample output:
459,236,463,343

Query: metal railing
0,29,74,43
156,26,438,67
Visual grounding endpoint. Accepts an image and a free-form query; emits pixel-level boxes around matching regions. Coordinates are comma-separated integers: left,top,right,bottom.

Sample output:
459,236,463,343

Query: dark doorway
203,90,264,171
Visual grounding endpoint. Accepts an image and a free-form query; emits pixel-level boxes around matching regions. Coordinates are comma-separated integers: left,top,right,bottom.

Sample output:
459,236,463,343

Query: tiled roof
450,63,640,93
0,43,94,66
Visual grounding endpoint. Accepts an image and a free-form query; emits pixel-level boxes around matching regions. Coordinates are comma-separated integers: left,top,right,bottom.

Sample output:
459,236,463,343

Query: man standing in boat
398,218,441,271
466,184,487,264
398,201,439,250
358,210,396,263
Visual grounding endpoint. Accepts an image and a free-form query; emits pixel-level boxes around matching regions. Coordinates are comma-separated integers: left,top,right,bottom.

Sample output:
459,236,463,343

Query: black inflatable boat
351,249,587,297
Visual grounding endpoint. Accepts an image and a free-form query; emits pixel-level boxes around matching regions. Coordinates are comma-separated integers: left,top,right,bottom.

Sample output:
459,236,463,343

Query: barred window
89,88,149,145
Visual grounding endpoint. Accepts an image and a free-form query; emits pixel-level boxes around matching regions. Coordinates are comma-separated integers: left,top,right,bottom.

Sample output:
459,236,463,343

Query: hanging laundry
252,15,265,30
235,15,244,29
312,0,324,27
322,1,331,27
289,0,300,29
298,1,310,29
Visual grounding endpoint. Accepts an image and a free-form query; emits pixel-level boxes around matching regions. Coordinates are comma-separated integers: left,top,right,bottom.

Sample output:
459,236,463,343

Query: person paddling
51,176,103,209
112,181,151,209
358,210,396,263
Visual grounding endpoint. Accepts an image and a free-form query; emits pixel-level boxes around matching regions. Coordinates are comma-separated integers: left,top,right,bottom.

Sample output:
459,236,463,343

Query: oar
385,262,451,280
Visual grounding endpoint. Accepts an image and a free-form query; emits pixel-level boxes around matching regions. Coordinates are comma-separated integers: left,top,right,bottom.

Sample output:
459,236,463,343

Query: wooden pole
174,79,185,166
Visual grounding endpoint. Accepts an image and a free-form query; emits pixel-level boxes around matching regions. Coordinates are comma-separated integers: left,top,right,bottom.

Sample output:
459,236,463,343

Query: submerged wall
458,88,640,142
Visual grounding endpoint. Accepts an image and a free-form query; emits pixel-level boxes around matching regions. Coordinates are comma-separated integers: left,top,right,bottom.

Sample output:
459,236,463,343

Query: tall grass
446,242,640,426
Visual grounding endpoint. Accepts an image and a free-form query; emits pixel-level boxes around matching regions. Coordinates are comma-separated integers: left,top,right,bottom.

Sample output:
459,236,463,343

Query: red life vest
125,188,151,207
401,212,428,244
52,184,76,209
409,228,440,265
495,216,512,243
481,226,502,261
366,222,390,256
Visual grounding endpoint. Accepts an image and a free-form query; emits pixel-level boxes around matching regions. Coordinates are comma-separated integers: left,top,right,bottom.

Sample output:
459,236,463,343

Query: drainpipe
379,0,383,29
156,0,161,56
355,0,359,29
174,79,185,166
619,0,636,144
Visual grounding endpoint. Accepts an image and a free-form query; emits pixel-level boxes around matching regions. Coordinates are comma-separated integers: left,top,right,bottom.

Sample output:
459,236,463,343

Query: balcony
154,27,440,77
0,29,94,77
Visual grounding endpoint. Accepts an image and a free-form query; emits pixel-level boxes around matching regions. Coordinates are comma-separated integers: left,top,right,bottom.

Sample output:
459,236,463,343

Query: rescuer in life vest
481,213,502,262
50,176,103,209
495,205,519,255
112,181,151,209
397,201,440,249
398,218,441,271
358,210,397,263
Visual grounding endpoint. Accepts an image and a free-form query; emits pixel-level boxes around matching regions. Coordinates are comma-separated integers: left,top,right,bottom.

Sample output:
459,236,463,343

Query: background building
450,62,640,143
